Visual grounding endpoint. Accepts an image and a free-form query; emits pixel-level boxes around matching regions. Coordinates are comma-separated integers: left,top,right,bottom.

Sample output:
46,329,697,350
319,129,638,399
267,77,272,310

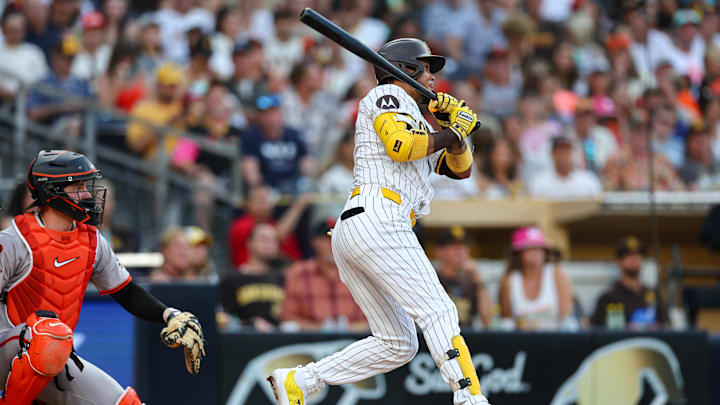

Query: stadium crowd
1,0,718,332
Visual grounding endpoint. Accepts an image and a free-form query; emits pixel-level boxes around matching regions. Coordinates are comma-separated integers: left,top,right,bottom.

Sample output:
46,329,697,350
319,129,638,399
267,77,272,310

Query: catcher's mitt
161,311,205,375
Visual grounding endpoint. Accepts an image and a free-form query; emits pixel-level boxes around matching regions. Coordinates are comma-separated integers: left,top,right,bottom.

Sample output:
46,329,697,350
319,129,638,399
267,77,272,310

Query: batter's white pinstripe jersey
353,84,444,218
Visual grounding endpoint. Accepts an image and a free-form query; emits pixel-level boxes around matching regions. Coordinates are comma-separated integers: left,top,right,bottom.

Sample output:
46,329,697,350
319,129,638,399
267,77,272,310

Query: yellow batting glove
448,105,479,141
429,92,462,128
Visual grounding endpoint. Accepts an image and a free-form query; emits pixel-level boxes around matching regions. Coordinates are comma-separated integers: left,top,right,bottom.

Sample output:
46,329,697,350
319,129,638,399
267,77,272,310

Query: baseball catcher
0,150,205,404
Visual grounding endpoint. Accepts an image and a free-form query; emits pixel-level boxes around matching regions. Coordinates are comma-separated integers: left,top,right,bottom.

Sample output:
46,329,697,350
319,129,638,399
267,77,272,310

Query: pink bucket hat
511,227,548,251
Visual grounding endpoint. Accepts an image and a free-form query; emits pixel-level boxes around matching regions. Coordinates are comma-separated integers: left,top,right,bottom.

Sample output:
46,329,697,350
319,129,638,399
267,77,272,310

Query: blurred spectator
650,104,685,167
551,41,580,91
227,39,266,111
499,227,574,330
703,86,720,162
421,0,478,65
317,130,355,196
0,177,35,229
590,237,669,329
209,6,242,81
183,82,240,178
280,219,367,332
228,184,305,268
93,178,136,253
102,0,130,47
283,61,341,163
186,34,215,98
263,7,303,77
626,7,657,84
96,40,146,112
235,0,274,44
517,94,562,177
27,35,92,142
606,32,646,101
462,1,506,69
604,116,684,191
314,131,355,224
678,127,720,190
240,92,315,195
652,9,705,85
26,0,80,57
71,11,112,80
565,6,609,85
481,48,522,118
136,18,163,77
335,0,389,80
434,226,492,328
0,5,47,100
185,225,217,283
148,226,194,281
126,62,184,159
477,135,523,199
528,135,603,199
154,0,214,64
22,0,50,57
569,99,618,173
219,223,288,331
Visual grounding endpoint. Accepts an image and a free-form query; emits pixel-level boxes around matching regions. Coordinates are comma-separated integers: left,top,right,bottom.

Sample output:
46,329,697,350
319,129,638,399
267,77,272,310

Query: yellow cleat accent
284,370,304,405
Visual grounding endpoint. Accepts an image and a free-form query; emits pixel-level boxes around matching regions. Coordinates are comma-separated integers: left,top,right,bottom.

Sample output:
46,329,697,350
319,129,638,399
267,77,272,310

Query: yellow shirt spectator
126,62,185,159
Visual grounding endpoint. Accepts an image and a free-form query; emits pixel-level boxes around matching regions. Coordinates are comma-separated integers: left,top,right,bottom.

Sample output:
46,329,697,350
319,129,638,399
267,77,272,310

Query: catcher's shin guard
116,387,144,405
2,311,73,405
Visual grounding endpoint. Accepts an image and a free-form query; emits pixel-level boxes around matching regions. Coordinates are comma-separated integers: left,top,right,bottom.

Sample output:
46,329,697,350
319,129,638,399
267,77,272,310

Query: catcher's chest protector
7,213,97,330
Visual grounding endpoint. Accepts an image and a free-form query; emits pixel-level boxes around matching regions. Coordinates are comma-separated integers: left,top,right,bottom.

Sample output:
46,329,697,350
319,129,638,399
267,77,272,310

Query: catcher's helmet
26,150,106,226
374,38,445,84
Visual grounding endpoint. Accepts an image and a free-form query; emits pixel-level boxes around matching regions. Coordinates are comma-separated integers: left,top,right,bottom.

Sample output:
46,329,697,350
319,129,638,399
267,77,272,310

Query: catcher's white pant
303,185,483,405
0,323,126,404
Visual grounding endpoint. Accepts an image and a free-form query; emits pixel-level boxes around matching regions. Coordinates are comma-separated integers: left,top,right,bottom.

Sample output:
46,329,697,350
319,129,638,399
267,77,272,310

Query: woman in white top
498,227,574,330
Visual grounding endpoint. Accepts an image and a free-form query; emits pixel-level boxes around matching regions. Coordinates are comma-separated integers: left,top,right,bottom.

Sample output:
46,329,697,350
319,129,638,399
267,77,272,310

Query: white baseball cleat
267,367,309,405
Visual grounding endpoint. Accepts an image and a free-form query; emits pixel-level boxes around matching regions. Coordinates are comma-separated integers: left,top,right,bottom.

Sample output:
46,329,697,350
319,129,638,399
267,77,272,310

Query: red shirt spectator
228,185,307,268
229,215,302,267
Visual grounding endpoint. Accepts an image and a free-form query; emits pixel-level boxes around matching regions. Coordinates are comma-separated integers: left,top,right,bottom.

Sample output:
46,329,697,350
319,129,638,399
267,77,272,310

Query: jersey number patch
376,95,400,110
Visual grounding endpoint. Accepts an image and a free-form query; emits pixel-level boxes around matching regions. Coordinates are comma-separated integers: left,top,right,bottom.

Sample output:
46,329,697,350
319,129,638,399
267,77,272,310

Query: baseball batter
0,150,205,404
269,38,490,405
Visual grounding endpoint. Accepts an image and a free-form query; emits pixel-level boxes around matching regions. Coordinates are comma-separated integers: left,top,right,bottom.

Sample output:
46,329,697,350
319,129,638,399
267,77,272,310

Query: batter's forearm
427,128,464,155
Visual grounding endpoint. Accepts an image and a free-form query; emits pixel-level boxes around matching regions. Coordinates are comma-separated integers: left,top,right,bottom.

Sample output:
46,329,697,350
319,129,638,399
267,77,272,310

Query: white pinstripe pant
303,186,482,405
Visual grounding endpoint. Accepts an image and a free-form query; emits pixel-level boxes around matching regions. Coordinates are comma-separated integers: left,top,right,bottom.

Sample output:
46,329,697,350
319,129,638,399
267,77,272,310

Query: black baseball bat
299,8,437,101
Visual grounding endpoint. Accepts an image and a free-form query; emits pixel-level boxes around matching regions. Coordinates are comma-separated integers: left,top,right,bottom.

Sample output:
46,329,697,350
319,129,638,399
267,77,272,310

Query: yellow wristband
445,144,473,172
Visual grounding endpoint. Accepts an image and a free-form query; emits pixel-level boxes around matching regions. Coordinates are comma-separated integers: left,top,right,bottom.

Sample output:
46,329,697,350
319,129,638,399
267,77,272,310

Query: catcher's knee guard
117,387,144,405
1,311,73,405
444,335,482,396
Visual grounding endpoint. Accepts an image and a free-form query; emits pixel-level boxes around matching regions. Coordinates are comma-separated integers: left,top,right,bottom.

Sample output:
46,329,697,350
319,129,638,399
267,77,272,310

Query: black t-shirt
241,126,307,195
187,124,242,177
219,271,285,325
438,272,480,326
590,281,669,327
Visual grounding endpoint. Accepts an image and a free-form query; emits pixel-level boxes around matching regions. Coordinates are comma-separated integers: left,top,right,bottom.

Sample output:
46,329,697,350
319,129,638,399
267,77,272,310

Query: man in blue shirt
27,35,92,125
240,93,315,196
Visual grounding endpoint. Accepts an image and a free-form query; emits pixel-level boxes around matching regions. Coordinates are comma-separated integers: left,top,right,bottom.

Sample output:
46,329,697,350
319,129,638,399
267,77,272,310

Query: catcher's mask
26,150,106,226
374,38,445,85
